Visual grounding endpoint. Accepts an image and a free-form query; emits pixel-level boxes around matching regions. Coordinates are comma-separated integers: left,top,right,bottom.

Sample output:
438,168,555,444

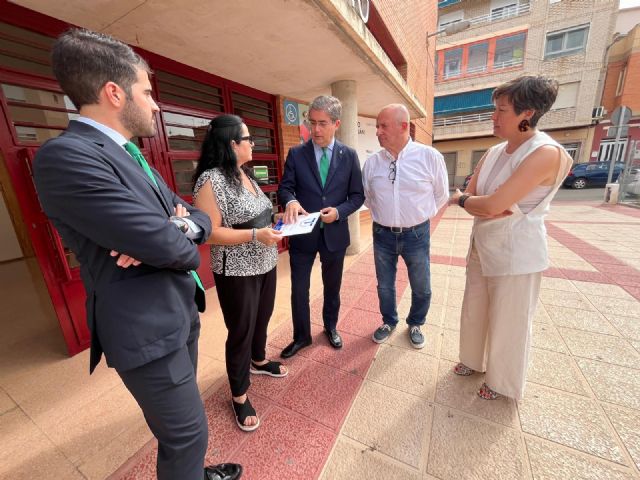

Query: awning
434,88,495,116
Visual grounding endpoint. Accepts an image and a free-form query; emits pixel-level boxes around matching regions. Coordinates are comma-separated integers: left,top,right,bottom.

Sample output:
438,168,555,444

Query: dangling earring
518,119,530,132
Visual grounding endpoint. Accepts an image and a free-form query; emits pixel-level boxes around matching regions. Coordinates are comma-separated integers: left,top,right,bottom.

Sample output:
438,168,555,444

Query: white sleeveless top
469,131,572,276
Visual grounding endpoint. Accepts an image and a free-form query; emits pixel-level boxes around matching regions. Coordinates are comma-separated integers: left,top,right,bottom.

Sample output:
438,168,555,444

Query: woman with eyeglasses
449,76,572,401
193,114,285,432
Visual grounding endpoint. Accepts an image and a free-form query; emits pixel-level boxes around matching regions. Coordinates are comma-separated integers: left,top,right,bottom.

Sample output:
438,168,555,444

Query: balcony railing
436,57,523,81
433,112,493,127
468,3,531,27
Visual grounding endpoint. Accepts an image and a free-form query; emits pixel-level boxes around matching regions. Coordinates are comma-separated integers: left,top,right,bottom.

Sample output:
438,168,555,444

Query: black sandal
231,397,260,432
250,360,288,378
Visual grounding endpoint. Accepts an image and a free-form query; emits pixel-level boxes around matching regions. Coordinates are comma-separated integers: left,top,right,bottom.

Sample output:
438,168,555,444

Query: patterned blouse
193,168,277,276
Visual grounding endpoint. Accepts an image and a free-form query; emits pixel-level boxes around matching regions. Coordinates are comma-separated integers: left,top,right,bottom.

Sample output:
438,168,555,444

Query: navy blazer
33,121,212,373
278,139,364,253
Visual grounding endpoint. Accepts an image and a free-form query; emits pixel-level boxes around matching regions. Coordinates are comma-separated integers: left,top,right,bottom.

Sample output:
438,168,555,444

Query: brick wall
371,0,436,144
601,25,640,116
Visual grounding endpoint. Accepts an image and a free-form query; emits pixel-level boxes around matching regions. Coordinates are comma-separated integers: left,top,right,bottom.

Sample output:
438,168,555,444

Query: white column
331,80,361,256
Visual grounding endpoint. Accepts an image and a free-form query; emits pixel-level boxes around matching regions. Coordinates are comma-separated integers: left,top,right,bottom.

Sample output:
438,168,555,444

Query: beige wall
434,126,594,185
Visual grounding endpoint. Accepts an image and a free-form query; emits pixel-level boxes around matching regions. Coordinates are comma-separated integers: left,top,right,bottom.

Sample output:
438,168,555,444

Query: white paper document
275,212,321,237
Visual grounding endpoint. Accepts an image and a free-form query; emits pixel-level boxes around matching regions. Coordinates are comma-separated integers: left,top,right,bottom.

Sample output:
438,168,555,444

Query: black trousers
118,318,207,480
214,267,277,397
289,230,346,342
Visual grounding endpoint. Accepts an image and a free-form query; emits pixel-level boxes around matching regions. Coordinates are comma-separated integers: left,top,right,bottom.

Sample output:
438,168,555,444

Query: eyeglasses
308,120,333,129
388,160,397,183
238,135,255,145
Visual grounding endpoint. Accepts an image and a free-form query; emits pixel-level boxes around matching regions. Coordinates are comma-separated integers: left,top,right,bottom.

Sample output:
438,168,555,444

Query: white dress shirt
362,139,449,228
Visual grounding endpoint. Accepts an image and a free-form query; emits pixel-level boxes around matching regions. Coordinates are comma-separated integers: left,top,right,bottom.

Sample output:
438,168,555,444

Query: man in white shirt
362,104,449,348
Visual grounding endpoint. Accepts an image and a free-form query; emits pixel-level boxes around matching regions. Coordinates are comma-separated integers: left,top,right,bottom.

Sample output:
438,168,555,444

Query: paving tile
387,324,441,357
0,408,83,480
434,360,518,427
603,404,640,472
576,358,640,410
425,304,445,327
557,328,640,368
606,314,640,341
427,406,527,480
540,277,578,292
231,405,335,480
532,324,567,353
367,345,438,400
306,331,379,378
341,272,375,291
342,380,432,468
525,437,636,480
545,306,619,335
533,304,552,324
442,306,462,331
0,387,16,415
572,281,636,300
320,436,421,480
249,345,313,403
79,421,153,480
589,296,640,318
527,348,589,396
279,362,361,432
538,289,596,311
354,291,384,314
518,384,625,463
339,287,366,307
439,329,460,362
632,340,640,353
339,307,382,339
446,275,466,291
431,273,450,288
444,289,464,307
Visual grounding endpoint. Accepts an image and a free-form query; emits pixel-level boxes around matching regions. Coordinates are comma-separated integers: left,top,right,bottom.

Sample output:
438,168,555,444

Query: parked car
562,162,624,189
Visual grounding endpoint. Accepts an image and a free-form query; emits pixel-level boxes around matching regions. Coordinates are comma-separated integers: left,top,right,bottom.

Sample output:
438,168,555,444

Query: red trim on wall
366,2,407,71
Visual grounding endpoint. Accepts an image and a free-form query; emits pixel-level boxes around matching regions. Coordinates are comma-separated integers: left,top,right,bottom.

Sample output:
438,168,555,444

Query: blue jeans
373,220,431,327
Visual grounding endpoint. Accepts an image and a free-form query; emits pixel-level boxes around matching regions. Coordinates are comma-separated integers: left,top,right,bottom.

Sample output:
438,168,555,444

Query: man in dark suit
278,95,365,358
33,29,241,480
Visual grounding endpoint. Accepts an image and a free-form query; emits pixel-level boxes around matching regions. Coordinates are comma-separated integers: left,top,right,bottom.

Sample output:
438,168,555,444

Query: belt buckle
390,226,403,233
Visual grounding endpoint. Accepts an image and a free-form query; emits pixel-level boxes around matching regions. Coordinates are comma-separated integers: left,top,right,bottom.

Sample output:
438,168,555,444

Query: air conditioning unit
592,106,606,119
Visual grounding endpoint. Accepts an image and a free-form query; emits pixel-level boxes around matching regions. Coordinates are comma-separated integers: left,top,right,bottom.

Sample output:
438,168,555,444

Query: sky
620,0,640,8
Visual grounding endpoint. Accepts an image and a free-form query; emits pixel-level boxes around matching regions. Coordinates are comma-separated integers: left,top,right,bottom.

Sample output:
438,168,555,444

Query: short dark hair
51,28,151,109
492,76,559,127
193,114,247,189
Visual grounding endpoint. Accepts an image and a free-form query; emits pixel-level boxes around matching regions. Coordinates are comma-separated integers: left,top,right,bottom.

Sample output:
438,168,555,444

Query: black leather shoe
325,329,343,349
281,339,311,358
204,463,242,480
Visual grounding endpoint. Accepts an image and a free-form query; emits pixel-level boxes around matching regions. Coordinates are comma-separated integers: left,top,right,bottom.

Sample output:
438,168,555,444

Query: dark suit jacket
277,139,364,253
33,121,212,373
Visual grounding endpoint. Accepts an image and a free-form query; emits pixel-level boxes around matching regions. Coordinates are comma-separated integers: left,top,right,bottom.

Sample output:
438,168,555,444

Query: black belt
373,220,428,233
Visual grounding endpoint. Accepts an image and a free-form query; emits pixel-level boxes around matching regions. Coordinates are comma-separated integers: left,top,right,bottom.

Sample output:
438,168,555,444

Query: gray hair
309,95,342,122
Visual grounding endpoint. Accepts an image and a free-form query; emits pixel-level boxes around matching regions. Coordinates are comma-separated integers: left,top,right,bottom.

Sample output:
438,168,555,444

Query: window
467,43,489,74
490,0,519,21
444,48,463,78
494,32,525,69
616,66,627,96
155,70,224,112
442,152,457,187
561,143,580,161
0,22,55,78
436,30,526,82
545,25,589,59
438,10,464,29
552,82,579,110
471,150,487,172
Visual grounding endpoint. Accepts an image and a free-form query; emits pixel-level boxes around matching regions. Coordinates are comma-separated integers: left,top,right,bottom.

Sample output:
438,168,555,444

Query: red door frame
0,1,283,356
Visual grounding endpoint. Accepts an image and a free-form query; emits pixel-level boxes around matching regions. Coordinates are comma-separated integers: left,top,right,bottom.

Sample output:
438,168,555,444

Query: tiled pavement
2,201,640,479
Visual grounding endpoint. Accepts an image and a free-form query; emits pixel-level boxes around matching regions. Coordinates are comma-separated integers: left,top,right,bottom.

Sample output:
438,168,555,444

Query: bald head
376,104,410,157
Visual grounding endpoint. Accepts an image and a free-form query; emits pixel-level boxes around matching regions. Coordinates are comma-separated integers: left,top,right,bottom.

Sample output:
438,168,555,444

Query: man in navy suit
33,29,241,480
278,95,365,358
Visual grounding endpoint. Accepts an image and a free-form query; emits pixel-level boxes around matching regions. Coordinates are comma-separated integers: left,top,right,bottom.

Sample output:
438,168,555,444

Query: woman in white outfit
449,76,572,400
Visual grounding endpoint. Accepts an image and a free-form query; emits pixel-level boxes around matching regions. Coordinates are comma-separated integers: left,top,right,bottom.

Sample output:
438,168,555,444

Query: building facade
432,0,619,187
0,0,436,356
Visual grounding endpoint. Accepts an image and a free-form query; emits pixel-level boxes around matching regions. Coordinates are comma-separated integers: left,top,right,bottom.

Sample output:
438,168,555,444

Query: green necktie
319,147,330,187
319,147,330,229
124,141,204,292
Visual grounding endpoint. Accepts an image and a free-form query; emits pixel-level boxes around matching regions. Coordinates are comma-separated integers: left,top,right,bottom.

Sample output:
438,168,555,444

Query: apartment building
432,0,619,187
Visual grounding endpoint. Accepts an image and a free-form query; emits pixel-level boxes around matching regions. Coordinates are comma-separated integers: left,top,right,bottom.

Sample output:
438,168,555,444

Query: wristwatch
169,216,189,233
458,194,471,209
